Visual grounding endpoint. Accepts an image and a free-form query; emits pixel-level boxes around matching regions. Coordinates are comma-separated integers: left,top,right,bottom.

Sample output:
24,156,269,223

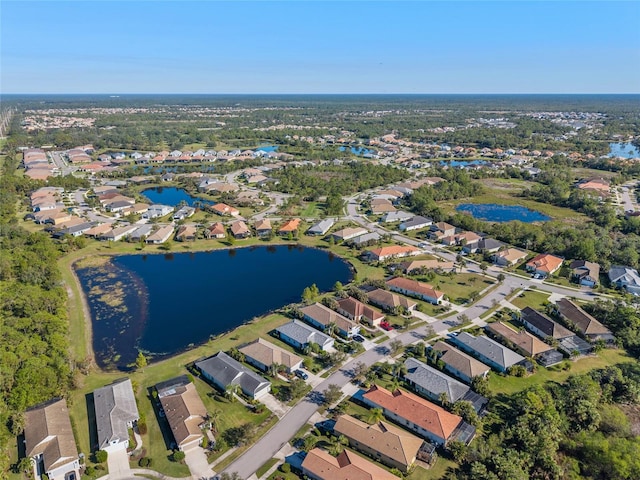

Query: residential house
275,319,334,351
331,227,368,242
554,298,615,343
577,177,611,199
278,218,301,236
84,223,113,238
307,219,335,236
492,248,528,267
349,232,381,248
146,225,175,244
449,332,525,373
195,351,271,400
526,253,564,277
56,222,93,238
301,448,398,480
337,296,385,327
238,338,303,373
175,225,197,242
128,224,153,242
204,222,226,239
608,265,640,296
401,259,455,274
569,260,600,287
380,211,414,223
403,358,471,404
24,398,80,480
155,376,207,451
430,341,490,384
485,322,554,357
253,218,272,237
520,307,593,355
209,203,240,217
361,386,470,446
386,277,445,304
367,288,417,313
230,220,250,239
101,225,138,242
399,216,433,232
429,222,456,239
142,204,174,219
173,206,196,221
300,303,360,338
333,415,427,473
93,379,139,453
473,238,506,254
365,245,421,262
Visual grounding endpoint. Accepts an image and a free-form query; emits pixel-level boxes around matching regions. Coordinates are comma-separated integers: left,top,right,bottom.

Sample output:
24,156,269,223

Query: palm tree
207,409,222,433
367,408,384,425
225,384,240,402
392,362,407,379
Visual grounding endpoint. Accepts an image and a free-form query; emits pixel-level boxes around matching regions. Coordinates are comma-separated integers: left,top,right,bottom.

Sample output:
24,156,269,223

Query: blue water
457,203,551,222
339,146,375,156
142,166,215,174
142,187,214,207
256,145,279,152
75,246,353,369
609,142,640,158
441,160,488,168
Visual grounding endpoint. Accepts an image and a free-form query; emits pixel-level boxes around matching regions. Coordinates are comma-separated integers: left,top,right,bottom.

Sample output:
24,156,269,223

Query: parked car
380,321,394,331
294,369,309,380
353,334,365,343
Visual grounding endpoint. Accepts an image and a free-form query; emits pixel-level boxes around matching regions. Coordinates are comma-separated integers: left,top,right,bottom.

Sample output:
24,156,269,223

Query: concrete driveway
106,447,131,479
184,446,215,479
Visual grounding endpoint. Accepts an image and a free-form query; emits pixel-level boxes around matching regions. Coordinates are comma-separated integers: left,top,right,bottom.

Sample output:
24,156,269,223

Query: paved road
619,182,639,213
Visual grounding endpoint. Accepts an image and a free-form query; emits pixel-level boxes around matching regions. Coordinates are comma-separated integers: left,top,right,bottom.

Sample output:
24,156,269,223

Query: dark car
294,369,309,380
353,335,365,343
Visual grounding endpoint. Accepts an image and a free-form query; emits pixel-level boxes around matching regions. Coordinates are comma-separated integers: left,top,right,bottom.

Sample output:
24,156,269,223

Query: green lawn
256,457,280,477
509,289,550,311
412,272,494,305
488,348,634,395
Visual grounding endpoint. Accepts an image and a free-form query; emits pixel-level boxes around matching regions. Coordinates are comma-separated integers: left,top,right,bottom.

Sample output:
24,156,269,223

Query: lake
441,160,488,168
142,187,215,207
609,142,640,158
75,246,353,369
256,145,279,152
457,203,551,222
339,146,375,156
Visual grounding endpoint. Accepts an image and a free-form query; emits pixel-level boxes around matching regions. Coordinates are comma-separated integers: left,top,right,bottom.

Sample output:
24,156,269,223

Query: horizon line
3,92,640,96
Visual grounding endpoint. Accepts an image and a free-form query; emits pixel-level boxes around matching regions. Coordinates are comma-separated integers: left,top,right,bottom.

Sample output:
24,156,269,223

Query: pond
74,246,353,369
256,145,279,153
609,142,640,158
456,203,551,222
339,146,375,156
142,187,215,207
441,160,488,168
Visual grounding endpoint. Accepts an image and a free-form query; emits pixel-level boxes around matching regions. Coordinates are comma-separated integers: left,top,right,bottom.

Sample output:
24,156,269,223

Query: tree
480,262,489,274
225,383,240,402
135,351,148,371
207,410,222,433
352,362,368,383
389,339,403,356
334,281,344,292
171,450,185,463
392,362,407,379
323,384,342,406
497,273,506,283
95,450,108,463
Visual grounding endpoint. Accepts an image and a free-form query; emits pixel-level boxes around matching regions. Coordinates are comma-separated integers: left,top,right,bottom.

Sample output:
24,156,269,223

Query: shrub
85,466,95,476
280,463,291,473
138,457,153,468
172,450,186,462
137,420,148,435
94,450,108,463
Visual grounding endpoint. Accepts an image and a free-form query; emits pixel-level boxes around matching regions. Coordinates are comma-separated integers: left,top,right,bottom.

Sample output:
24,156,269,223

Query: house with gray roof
380,211,414,223
520,307,593,356
349,231,381,247
93,378,139,452
465,237,505,254
275,319,334,351
608,265,640,295
449,332,525,373
553,298,615,343
195,351,271,400
430,341,490,384
307,218,335,236
399,216,433,232
403,358,470,404
129,224,154,242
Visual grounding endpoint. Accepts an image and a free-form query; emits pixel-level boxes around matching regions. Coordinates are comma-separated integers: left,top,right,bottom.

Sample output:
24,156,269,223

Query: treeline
0,152,73,474
585,300,640,357
450,364,640,480
269,162,409,199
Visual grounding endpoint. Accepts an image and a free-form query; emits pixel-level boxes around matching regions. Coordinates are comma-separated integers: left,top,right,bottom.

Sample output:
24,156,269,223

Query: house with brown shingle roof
362,386,468,446
278,218,301,236
569,260,600,287
485,322,554,357
230,220,250,239
331,227,368,242
367,288,417,313
553,299,615,343
155,376,207,451
204,222,226,239
492,248,528,267
301,448,398,480
386,277,445,305
371,202,397,214
24,398,80,480
336,297,385,327
333,415,427,472
209,202,240,217
175,225,197,242
300,303,360,338
430,341,490,384
253,218,272,237
146,225,175,244
238,338,303,373
526,253,563,277
365,245,421,262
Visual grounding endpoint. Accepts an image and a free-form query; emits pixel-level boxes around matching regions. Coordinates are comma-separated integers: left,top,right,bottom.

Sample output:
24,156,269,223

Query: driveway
184,446,215,479
106,447,131,480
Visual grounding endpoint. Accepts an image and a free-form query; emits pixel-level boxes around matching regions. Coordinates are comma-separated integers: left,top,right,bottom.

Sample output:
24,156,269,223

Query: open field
509,288,551,311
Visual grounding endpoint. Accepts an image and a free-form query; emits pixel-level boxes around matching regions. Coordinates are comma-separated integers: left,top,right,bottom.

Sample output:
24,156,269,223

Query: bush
172,450,186,462
280,463,291,473
94,450,108,463
138,457,153,467
137,421,148,435
84,466,95,476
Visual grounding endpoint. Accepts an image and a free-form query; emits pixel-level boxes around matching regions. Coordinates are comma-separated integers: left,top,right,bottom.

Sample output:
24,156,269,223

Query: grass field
509,289,551,311
412,272,494,305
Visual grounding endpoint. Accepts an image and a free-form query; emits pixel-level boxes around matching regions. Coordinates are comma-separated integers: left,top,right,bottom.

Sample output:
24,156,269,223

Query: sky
1,1,639,94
